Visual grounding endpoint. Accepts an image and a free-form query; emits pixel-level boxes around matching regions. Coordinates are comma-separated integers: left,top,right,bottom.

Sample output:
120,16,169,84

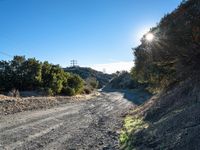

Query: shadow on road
102,88,152,105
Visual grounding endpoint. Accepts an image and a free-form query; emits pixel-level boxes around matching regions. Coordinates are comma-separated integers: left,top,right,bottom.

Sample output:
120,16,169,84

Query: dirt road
0,92,134,150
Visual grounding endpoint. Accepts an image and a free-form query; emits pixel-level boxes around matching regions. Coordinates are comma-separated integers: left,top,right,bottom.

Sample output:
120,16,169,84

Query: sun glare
145,33,154,41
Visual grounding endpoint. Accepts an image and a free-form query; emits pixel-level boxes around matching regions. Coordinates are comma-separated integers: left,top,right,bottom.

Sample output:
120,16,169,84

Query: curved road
0,92,134,150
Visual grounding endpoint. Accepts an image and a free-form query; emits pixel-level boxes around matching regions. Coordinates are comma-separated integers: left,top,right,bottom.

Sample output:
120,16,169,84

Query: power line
0,51,13,58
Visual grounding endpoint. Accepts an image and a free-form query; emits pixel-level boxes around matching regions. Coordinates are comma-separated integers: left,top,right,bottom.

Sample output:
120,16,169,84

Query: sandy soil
0,92,134,150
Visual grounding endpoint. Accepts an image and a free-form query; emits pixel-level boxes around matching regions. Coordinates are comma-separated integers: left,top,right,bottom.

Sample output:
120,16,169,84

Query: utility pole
70,60,77,67
103,68,106,73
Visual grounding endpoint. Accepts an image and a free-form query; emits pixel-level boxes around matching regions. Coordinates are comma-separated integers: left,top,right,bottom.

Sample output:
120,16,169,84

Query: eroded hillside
121,0,200,149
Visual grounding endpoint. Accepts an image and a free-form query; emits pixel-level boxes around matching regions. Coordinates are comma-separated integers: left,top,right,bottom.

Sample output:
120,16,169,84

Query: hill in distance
64,66,114,88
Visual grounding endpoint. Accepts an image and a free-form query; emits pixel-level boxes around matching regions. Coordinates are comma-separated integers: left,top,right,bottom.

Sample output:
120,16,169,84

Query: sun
145,33,154,41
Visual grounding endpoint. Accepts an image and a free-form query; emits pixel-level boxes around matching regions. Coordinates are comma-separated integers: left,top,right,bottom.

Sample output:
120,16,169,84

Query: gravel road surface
0,92,134,150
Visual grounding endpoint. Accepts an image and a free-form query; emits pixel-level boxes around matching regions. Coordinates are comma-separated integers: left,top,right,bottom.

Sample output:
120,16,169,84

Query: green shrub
44,88,54,96
62,87,75,96
67,74,84,94
0,56,85,96
133,0,200,92
86,77,99,89
120,116,148,148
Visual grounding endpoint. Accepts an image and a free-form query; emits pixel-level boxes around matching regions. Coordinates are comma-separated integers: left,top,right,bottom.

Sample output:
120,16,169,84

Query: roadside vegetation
107,71,147,90
83,77,99,94
121,0,200,149
0,56,84,96
120,115,148,149
132,0,200,94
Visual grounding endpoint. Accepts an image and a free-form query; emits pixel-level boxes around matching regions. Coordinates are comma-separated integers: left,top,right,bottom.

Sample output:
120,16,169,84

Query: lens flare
145,33,154,41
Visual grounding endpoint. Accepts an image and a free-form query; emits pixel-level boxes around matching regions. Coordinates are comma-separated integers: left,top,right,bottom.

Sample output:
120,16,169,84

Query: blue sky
0,0,182,73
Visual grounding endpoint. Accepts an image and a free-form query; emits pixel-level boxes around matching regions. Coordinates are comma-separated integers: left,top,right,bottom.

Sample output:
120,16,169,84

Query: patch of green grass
120,116,148,149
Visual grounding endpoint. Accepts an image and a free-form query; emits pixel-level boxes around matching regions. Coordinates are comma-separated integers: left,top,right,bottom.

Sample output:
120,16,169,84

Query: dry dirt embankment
121,78,200,150
0,93,98,115
0,92,136,150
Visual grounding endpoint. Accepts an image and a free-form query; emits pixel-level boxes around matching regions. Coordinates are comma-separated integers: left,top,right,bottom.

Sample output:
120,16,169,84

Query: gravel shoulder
0,92,134,150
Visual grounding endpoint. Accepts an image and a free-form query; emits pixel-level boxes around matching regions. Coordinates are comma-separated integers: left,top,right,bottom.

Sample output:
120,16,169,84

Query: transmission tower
70,60,78,67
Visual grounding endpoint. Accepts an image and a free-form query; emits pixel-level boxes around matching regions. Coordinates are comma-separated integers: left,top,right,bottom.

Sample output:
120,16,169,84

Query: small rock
99,141,104,145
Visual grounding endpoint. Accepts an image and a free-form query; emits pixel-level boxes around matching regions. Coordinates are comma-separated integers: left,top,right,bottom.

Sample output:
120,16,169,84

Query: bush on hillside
132,0,200,92
64,66,113,88
62,86,75,96
67,74,84,94
45,88,54,96
108,71,144,89
86,77,99,89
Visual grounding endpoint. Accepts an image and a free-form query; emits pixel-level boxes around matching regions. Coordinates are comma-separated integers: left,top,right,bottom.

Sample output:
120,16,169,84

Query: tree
41,63,66,95
0,61,11,91
22,58,42,90
133,0,200,93
0,56,85,96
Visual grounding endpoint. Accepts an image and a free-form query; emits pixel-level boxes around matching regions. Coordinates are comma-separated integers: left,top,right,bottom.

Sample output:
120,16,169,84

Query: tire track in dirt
0,92,134,150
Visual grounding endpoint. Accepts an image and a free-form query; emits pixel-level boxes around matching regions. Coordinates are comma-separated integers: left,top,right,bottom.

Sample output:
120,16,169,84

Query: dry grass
0,92,98,115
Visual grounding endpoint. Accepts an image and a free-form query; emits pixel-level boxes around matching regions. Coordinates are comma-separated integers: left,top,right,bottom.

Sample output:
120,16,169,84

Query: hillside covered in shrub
122,0,200,149
64,66,113,88
105,71,146,90
133,0,200,93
